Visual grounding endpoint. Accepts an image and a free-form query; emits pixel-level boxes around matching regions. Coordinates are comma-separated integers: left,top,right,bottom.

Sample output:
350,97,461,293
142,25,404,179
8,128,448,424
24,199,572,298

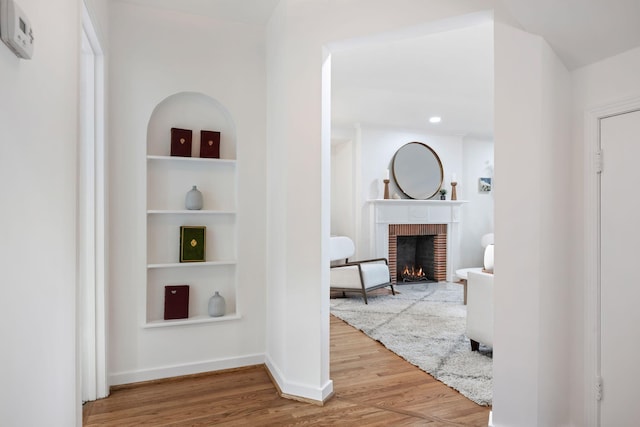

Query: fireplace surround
368,200,466,282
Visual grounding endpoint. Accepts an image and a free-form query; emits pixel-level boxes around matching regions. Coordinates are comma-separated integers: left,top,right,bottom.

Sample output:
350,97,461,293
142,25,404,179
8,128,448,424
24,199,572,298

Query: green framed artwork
180,226,206,262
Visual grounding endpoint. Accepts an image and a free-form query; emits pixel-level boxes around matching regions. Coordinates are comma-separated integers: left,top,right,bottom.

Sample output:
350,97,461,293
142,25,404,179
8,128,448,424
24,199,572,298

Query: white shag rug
330,282,493,406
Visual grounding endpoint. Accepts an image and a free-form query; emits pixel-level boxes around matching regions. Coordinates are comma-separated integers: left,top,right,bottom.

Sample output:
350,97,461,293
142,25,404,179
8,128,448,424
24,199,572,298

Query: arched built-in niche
147,91,237,159
145,91,239,326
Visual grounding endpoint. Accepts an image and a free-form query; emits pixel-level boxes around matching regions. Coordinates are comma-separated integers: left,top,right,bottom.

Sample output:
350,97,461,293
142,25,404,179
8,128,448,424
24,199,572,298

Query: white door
600,109,640,426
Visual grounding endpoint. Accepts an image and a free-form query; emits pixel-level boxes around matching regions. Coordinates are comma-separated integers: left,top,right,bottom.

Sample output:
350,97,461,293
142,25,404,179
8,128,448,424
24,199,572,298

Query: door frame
584,95,640,426
79,3,108,402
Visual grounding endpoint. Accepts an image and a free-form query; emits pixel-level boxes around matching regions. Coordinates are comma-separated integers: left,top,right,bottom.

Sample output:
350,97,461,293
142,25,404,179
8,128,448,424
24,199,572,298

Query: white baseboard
264,356,334,403
109,353,265,386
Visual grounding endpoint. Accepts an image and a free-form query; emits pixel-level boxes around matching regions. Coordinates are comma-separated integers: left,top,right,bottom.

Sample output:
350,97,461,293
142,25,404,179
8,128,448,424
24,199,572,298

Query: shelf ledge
144,313,242,328
147,155,236,164
148,261,237,269
147,210,236,215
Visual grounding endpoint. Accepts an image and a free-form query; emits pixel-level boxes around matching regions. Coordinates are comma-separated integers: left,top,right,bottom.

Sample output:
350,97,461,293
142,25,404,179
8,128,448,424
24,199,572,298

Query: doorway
599,108,640,426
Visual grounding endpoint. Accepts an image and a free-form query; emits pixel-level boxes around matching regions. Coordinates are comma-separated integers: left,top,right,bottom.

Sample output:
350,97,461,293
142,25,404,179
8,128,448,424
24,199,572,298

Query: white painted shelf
147,261,237,269
143,313,242,328
147,209,236,215
147,155,236,165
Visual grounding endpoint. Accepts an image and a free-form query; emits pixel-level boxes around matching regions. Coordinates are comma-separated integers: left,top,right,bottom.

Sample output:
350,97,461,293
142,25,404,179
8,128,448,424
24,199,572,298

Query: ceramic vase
185,185,203,210
208,291,226,317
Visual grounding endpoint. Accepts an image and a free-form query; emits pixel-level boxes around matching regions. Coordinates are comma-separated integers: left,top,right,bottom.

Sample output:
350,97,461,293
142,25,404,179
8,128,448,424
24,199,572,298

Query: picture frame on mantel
180,226,206,262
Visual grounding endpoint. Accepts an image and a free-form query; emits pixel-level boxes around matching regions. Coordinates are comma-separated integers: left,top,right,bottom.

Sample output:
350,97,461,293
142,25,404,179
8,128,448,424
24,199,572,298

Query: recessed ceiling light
429,116,442,123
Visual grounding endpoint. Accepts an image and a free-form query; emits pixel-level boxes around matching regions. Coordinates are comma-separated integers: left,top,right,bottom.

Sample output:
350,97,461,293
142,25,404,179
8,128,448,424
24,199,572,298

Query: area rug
330,282,493,406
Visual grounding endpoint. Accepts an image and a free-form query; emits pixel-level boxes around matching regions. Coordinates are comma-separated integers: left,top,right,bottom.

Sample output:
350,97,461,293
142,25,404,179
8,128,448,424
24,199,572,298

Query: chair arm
332,258,388,268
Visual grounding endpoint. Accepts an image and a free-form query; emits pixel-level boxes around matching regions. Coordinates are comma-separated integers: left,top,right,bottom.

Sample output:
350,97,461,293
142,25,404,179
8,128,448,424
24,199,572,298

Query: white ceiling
332,0,640,138
331,22,494,139
115,0,640,138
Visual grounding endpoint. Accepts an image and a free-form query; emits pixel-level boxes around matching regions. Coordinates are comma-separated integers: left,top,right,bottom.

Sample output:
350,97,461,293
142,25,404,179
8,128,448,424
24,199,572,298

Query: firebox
396,235,434,282
388,223,447,284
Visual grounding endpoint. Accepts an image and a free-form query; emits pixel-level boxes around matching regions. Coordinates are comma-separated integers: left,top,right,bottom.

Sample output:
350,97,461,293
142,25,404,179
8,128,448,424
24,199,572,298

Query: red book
164,285,189,320
170,128,192,157
200,130,220,158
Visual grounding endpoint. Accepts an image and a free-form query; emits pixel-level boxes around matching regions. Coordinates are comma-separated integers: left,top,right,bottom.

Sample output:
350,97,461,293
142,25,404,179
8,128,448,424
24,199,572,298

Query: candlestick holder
383,179,390,199
451,181,457,201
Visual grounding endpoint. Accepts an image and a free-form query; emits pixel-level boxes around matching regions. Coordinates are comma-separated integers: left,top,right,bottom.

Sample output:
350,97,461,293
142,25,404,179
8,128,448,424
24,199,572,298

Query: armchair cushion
331,261,390,290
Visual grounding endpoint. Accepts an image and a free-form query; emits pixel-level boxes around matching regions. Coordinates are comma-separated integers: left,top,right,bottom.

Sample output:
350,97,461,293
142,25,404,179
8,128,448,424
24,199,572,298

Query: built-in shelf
146,92,238,324
147,261,237,269
147,210,236,215
143,313,242,328
147,155,236,165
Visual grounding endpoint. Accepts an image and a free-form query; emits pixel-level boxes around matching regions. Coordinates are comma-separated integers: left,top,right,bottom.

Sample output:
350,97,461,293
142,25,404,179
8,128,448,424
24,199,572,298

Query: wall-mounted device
0,0,34,59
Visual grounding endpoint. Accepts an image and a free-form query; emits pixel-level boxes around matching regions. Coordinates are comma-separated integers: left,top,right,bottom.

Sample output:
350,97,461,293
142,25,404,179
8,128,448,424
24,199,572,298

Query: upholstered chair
330,236,395,304
465,271,494,350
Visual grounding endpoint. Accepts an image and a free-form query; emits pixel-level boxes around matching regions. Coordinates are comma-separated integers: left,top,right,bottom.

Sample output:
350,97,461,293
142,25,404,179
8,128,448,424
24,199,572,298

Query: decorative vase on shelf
185,185,203,210
208,291,226,317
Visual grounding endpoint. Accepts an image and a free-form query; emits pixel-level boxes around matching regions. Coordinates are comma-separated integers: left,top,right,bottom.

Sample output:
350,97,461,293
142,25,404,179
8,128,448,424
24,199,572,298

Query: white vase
185,185,203,210
483,244,494,273
208,291,226,317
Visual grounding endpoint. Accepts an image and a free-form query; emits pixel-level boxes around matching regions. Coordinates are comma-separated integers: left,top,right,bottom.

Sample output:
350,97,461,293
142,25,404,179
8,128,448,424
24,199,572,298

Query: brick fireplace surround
388,224,447,284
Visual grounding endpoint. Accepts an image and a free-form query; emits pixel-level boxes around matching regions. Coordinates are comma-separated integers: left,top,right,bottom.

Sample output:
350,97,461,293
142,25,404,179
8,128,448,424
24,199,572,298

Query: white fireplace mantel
368,199,468,281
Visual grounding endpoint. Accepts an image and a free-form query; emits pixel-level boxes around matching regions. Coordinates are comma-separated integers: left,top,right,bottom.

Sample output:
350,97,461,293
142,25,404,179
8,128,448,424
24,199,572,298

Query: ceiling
116,0,640,138
331,21,494,139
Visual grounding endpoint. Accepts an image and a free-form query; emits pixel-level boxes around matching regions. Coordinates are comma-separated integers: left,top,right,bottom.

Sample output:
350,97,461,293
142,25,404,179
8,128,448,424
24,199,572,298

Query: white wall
461,137,494,267
331,138,355,238
0,0,80,425
107,2,267,384
493,22,572,426
570,45,640,427
355,126,464,259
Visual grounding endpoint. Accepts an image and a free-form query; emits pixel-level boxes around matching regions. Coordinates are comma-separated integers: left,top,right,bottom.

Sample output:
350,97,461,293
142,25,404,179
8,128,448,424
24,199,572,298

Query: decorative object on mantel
450,173,458,201
170,127,193,157
383,169,390,199
330,282,493,406
185,185,203,210
208,291,226,317
392,142,443,199
479,177,492,193
200,130,221,158
392,192,401,199
439,188,447,200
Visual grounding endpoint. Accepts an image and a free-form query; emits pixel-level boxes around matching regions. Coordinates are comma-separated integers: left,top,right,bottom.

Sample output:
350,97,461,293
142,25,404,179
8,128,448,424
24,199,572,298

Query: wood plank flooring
83,316,490,426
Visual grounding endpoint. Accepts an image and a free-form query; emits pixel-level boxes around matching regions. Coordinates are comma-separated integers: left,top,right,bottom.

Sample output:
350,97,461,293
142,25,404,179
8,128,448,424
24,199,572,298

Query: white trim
264,356,334,403
109,354,265,386
584,95,640,427
488,410,493,427
79,2,108,402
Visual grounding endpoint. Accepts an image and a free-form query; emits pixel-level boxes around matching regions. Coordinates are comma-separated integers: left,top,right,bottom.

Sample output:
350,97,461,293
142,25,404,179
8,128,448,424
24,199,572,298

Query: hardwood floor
83,316,490,426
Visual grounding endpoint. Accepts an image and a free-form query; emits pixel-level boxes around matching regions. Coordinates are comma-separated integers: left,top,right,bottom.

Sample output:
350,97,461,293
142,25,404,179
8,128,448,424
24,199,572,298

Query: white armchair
330,236,395,304
465,271,493,350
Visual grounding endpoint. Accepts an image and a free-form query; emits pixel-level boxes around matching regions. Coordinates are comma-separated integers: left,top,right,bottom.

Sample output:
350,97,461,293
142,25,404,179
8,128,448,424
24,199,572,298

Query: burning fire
401,265,427,282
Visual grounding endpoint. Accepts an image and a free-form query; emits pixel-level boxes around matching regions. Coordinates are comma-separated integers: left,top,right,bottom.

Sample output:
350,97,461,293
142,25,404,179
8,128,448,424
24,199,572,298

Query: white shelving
145,92,238,326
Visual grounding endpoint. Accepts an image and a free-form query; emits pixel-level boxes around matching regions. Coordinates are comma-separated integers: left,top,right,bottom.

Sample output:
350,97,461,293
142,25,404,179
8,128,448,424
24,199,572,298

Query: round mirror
392,142,443,199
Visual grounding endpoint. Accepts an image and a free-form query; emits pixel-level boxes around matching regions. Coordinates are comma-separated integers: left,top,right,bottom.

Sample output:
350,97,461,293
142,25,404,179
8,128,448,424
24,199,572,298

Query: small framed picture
180,226,206,262
479,177,492,193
